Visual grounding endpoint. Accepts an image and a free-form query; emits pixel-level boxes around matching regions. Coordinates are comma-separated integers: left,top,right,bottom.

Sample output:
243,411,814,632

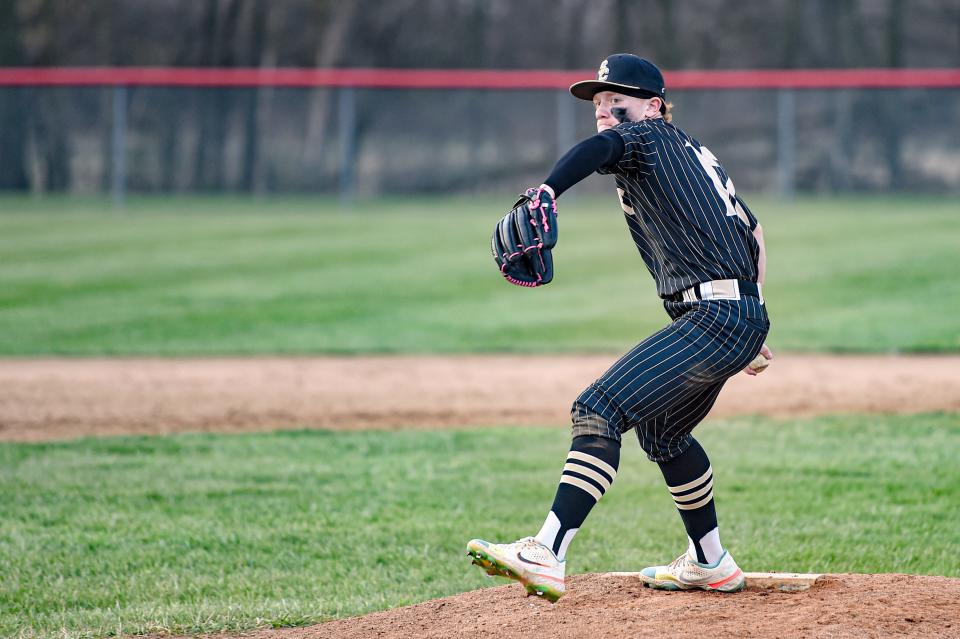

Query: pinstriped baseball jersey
598,118,760,298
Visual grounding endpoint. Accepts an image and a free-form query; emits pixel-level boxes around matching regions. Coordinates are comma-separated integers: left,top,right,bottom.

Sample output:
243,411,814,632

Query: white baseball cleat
466,537,565,602
639,550,745,592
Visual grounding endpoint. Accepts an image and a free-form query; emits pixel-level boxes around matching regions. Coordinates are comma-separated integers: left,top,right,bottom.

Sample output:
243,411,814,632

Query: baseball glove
491,187,558,287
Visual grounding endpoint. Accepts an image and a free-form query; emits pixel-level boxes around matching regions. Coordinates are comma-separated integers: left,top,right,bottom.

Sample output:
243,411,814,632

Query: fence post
111,85,127,209
338,87,357,207
776,88,796,199
556,90,575,158
555,90,576,198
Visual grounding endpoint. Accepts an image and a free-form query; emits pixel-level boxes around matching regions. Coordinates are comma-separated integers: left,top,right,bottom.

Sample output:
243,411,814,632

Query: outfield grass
0,194,957,355
1,413,958,638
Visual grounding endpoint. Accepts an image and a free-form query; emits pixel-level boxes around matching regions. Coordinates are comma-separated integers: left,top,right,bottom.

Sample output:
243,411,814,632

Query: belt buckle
727,279,741,300
691,279,742,301
709,279,740,300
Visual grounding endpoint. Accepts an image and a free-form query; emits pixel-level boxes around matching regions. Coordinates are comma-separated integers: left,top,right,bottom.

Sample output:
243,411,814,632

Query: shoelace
667,553,691,572
514,537,541,550
507,537,555,562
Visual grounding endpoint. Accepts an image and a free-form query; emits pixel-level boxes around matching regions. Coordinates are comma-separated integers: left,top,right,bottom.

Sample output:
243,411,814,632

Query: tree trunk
0,0,30,191
780,0,804,67
195,0,240,191
300,1,358,187
883,0,905,189
613,0,631,54
240,0,267,192
34,0,71,193
826,0,854,191
656,0,678,69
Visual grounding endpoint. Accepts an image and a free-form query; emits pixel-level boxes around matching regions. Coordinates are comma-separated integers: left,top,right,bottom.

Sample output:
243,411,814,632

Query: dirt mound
287,573,959,639
2,354,960,442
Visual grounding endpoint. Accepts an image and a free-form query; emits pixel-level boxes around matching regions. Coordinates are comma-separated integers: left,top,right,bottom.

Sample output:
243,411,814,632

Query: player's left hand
521,185,559,250
743,343,773,376
491,185,558,287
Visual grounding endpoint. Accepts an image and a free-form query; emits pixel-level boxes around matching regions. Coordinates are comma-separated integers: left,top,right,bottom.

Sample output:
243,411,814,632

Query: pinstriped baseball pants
571,296,769,462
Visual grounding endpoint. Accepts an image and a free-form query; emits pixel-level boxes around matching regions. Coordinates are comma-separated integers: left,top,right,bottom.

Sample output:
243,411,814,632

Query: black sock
656,437,721,564
535,435,620,560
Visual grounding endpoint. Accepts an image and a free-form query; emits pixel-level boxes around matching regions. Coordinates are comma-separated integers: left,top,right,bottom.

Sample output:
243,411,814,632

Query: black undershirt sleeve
543,130,625,198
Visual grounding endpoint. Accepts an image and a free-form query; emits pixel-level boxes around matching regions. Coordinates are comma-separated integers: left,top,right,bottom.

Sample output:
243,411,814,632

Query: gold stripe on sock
567,450,617,481
672,478,714,504
675,491,714,511
562,462,612,493
667,465,712,494
560,475,603,502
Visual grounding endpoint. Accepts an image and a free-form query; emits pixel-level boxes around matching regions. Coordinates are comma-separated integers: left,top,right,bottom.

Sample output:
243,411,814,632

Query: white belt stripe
562,462,612,493
560,475,603,502
668,465,712,494
567,451,617,481
672,478,713,504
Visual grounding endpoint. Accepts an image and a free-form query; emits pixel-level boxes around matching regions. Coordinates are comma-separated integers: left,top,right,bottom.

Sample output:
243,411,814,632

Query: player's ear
647,97,663,116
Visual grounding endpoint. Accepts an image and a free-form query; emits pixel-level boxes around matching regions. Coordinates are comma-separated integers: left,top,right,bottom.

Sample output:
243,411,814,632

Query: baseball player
470,54,772,601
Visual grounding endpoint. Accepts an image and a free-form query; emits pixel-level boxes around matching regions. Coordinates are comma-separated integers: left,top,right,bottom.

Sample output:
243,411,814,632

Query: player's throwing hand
744,343,774,376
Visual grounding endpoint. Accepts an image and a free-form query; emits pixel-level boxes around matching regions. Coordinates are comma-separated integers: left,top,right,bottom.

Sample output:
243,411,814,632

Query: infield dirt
2,354,959,442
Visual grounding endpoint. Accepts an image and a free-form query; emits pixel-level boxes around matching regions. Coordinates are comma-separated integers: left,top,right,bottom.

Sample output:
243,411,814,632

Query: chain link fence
1,81,958,200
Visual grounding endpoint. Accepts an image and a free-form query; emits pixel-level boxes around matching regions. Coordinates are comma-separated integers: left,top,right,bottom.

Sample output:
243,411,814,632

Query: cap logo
598,59,609,81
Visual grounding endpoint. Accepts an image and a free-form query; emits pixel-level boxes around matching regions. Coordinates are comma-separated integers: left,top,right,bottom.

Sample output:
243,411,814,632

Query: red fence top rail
0,67,958,89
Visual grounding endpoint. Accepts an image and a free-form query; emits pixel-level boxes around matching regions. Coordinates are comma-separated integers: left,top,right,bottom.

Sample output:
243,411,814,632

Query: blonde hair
662,101,674,123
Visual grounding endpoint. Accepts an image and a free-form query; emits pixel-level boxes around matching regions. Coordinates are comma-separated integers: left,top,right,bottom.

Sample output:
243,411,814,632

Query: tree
883,0,905,189
0,0,30,191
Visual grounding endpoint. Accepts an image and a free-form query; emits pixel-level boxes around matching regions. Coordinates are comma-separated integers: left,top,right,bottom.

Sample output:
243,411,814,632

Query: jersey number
685,142,751,226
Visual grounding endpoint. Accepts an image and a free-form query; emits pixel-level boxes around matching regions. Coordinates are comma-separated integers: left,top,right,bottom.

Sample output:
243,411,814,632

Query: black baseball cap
570,54,666,107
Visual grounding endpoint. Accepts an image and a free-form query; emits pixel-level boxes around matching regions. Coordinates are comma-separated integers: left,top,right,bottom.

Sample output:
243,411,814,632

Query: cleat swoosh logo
516,551,550,568
708,567,743,589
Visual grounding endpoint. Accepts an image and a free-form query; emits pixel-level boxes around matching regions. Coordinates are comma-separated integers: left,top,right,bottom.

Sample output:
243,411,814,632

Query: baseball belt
669,279,763,304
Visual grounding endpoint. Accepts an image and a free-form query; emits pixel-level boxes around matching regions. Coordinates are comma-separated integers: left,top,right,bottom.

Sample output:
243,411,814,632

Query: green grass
1,413,958,638
0,194,958,355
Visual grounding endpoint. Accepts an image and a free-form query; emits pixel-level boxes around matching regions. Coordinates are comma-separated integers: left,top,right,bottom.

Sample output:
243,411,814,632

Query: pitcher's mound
313,572,960,639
